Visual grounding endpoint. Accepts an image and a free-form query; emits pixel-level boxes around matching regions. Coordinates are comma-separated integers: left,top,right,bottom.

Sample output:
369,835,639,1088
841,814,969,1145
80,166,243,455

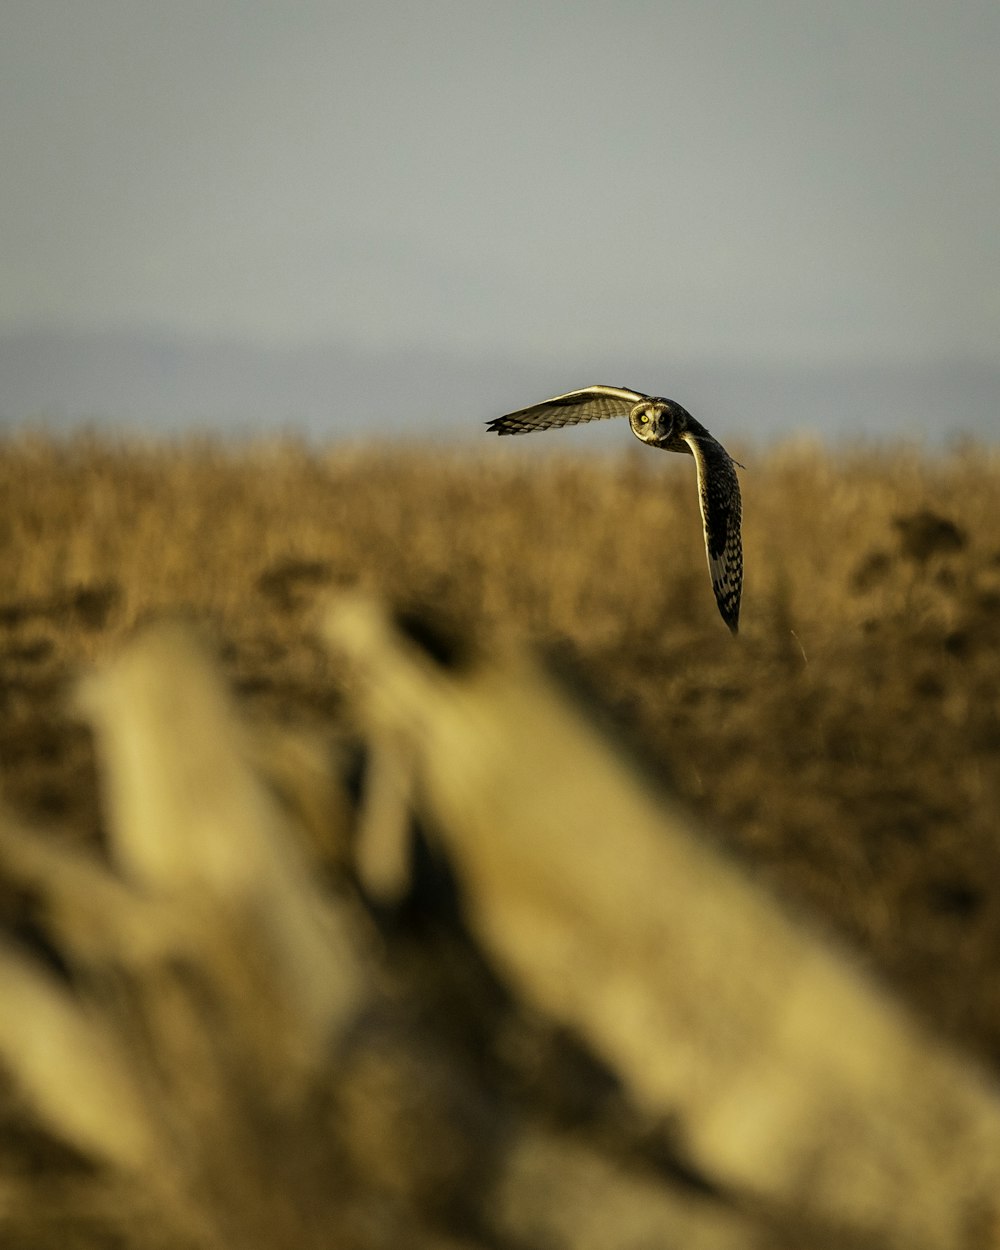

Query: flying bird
487,385,743,633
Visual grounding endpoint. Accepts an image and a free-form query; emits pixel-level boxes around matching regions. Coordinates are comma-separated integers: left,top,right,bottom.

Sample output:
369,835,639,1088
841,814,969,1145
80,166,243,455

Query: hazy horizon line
2,323,997,445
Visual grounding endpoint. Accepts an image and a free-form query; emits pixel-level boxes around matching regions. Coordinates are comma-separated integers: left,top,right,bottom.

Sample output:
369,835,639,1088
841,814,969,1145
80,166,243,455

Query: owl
487,385,743,634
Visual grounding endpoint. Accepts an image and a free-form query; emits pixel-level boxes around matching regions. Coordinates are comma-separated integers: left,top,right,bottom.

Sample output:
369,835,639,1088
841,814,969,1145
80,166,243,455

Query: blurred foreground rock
0,603,998,1249
325,593,1000,1250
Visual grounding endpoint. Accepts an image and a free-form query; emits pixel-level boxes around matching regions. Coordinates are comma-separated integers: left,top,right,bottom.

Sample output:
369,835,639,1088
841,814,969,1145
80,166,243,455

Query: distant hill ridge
1,326,996,442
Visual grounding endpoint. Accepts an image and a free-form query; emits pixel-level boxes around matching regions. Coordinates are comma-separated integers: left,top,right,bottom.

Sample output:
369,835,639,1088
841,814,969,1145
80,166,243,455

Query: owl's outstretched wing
681,429,743,635
487,385,644,435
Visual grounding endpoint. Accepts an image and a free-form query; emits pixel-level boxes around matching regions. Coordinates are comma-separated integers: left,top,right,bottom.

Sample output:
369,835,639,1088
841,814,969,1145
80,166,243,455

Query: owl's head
628,398,687,446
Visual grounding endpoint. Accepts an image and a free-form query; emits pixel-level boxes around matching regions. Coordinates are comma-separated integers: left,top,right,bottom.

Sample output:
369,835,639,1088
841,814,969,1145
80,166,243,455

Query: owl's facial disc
629,402,670,443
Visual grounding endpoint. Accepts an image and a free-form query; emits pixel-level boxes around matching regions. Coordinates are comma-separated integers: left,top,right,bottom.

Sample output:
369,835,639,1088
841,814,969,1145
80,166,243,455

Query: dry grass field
1,431,999,1248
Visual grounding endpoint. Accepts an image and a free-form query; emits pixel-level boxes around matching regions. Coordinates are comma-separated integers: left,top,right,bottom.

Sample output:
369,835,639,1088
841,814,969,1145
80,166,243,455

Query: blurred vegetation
0,431,999,1247
2,433,1000,1045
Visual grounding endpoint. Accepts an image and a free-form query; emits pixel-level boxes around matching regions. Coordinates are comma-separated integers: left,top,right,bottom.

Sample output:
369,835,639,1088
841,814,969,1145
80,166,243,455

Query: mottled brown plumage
487,385,743,633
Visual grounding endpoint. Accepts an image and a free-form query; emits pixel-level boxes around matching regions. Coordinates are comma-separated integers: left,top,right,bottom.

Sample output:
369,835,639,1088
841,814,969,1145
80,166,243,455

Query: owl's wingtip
716,599,741,635
711,582,741,635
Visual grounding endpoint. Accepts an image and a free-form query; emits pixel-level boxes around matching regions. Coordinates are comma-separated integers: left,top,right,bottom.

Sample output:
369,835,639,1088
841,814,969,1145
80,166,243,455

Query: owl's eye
639,413,650,424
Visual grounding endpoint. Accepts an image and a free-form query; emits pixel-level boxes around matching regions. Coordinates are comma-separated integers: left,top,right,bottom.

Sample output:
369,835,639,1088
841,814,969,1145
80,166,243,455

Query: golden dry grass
1,432,1000,1248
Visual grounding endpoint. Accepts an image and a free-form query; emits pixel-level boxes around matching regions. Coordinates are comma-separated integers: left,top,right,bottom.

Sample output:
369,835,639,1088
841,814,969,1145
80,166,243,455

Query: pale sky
2,2,999,436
